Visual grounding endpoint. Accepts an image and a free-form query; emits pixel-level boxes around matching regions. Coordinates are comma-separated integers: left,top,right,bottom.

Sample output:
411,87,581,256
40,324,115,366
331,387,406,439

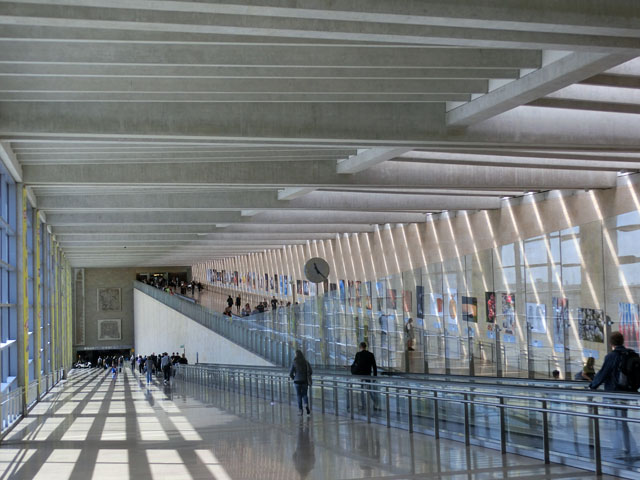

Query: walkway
0,368,614,479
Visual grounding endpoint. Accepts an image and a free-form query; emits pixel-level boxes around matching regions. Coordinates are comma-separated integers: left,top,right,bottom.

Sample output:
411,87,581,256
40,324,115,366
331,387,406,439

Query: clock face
304,257,330,284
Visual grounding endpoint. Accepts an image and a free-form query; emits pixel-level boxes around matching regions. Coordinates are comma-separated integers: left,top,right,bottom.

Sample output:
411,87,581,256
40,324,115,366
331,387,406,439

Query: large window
0,168,17,392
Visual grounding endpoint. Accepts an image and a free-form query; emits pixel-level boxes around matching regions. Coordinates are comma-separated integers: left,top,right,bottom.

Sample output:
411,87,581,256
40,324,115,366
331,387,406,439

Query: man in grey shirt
161,352,171,385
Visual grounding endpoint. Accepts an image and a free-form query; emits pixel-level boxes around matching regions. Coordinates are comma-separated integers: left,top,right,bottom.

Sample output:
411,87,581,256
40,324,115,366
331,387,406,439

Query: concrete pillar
15,184,28,413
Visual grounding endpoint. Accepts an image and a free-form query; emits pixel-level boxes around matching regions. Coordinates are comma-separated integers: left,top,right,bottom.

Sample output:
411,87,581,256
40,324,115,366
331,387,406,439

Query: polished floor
0,368,615,480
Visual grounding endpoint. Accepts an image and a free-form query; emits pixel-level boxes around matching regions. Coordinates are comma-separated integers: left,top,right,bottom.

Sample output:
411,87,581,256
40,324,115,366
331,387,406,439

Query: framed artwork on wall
98,319,122,341
97,287,121,312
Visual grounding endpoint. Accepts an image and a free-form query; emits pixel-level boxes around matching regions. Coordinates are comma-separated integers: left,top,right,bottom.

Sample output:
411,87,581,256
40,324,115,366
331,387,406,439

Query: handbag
350,360,358,375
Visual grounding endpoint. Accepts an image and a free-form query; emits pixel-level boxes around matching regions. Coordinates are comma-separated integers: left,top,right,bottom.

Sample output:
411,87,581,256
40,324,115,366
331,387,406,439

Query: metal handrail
1,370,62,439
174,363,640,479
191,362,640,402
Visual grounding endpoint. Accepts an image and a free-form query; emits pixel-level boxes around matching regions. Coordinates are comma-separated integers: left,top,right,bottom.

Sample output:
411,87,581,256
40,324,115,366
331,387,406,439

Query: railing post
385,386,391,428
270,377,274,402
334,382,339,415
593,405,602,476
407,388,413,433
541,400,549,464
433,391,439,439
499,397,506,454
366,386,371,424
321,380,325,414
463,393,470,446
350,386,354,419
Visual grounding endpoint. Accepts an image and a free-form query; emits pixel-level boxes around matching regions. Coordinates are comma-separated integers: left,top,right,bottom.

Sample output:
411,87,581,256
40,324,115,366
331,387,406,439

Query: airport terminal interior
1,1,640,479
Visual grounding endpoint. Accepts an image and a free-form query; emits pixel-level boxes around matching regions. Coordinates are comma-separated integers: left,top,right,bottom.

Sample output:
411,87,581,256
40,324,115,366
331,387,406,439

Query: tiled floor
0,368,616,479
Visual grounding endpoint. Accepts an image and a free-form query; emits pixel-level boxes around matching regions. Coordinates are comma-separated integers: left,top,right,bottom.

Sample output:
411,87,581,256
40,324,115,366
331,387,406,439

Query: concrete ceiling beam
0,101,445,143
0,63,523,80
23,160,618,190
44,210,429,226
447,52,636,126
35,190,502,211
0,41,541,69
0,76,489,94
2,1,640,51
337,148,412,174
51,224,373,235
55,232,338,242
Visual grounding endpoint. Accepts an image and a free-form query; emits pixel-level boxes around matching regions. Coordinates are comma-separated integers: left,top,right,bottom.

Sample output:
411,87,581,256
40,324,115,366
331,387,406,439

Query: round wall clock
304,257,330,284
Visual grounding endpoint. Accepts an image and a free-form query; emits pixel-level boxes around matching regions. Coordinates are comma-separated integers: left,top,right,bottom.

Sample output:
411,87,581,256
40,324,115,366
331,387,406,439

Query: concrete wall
82,267,137,351
133,289,273,366
75,267,189,354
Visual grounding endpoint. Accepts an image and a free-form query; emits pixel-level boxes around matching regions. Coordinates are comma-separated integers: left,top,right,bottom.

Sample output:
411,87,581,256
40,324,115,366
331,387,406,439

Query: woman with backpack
290,350,313,416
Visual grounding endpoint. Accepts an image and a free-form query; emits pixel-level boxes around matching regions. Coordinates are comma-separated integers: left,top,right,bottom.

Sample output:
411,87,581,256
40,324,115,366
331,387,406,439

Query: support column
50,235,56,376
16,185,28,413
34,212,42,396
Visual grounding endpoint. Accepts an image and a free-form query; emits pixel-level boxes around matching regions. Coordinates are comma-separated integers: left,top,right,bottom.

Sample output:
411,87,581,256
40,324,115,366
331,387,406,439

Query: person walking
227,295,234,309
404,317,416,351
350,342,378,410
145,355,154,385
235,295,241,314
290,350,313,416
589,332,639,458
161,352,172,385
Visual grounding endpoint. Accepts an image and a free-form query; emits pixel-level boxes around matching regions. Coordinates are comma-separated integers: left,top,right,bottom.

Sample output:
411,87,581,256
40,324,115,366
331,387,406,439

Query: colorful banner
526,302,547,334
619,302,640,351
501,293,516,335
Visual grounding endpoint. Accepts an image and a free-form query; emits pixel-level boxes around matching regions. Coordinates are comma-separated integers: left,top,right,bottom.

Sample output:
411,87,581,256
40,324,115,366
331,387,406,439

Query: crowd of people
142,276,204,296
133,352,189,385
223,294,296,317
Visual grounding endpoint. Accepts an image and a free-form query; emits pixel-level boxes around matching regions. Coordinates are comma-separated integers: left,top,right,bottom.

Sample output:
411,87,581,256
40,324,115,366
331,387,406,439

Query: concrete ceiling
0,0,639,267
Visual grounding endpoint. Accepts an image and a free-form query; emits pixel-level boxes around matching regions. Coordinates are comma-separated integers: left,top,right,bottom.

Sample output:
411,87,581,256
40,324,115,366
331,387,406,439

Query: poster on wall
347,280,354,306
619,302,640,351
431,293,443,317
578,308,605,343
416,285,424,319
487,323,496,339
552,297,568,352
297,280,302,295
270,275,274,291
485,292,496,323
365,281,372,311
355,281,362,308
526,302,547,334
303,280,309,295
501,293,516,335
403,290,412,313
375,281,385,311
339,280,346,301
330,282,337,299
447,291,458,326
309,282,317,296
275,274,279,293
388,289,397,310
462,296,478,322
280,275,284,294
283,275,288,295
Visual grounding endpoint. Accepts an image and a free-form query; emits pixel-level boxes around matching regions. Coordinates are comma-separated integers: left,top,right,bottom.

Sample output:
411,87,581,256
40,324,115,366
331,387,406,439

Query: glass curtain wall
0,170,16,392
205,209,640,378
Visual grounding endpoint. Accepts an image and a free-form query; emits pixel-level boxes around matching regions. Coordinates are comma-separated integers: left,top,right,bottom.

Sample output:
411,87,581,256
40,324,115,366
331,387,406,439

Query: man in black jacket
590,332,638,457
351,342,378,410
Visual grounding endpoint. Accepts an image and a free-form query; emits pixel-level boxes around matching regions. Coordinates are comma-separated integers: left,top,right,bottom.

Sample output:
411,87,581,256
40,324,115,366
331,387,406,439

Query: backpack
616,349,640,392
